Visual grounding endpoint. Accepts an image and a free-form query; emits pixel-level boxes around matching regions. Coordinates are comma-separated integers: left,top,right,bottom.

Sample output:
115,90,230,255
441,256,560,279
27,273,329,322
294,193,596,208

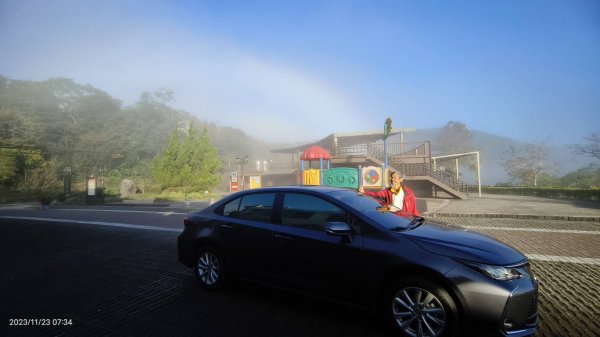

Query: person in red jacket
358,171,420,217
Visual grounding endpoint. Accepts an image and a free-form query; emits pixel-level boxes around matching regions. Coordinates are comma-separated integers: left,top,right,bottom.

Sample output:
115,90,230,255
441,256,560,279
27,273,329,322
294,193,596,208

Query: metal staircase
364,143,468,199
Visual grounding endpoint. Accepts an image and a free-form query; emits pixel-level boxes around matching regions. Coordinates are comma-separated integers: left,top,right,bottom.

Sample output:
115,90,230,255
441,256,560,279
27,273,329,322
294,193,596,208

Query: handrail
386,152,467,192
336,141,467,193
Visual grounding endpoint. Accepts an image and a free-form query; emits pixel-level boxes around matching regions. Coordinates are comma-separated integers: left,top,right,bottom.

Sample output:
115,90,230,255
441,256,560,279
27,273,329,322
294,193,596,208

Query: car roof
237,185,350,194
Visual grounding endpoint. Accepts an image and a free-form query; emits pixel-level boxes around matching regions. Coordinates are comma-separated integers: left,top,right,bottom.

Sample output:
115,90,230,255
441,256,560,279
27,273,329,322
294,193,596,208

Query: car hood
403,220,526,265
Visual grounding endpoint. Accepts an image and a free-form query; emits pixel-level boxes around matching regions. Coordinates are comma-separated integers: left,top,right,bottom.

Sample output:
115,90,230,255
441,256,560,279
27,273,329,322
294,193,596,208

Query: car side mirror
325,222,352,239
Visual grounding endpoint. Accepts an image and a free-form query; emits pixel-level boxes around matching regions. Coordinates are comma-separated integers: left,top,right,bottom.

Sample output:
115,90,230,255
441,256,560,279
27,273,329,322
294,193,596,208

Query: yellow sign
249,176,261,189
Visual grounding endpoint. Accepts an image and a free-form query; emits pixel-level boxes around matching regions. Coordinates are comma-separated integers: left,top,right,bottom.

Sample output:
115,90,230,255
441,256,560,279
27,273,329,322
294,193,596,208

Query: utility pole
236,155,249,190
383,117,392,188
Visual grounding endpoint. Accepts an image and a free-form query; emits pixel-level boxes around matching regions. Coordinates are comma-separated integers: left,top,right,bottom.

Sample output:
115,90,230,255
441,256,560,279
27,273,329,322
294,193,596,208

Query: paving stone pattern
432,217,600,232
435,217,600,337
3,217,600,337
532,261,600,337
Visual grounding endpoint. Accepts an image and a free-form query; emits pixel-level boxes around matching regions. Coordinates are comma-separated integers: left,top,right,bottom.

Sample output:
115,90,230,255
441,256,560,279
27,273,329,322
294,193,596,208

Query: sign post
85,176,97,204
87,177,96,196
230,171,239,192
63,167,72,195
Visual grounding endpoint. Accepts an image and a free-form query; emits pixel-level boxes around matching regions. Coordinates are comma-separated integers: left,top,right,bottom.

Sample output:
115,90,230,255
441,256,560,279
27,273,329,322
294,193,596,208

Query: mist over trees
434,121,474,155
571,132,600,161
1,75,597,199
432,121,481,183
500,142,559,187
428,122,597,187
0,75,276,197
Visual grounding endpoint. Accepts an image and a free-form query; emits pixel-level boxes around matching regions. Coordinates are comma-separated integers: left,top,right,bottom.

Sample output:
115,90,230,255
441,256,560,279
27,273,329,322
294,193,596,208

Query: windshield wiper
408,216,426,230
389,217,426,232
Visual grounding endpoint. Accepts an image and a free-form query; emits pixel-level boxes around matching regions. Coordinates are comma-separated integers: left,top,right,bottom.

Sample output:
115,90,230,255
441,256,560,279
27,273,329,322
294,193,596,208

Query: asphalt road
1,206,599,337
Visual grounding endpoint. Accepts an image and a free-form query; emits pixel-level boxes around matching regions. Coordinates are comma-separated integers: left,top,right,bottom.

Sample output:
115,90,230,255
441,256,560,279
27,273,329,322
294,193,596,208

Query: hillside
0,76,282,181
403,128,596,185
1,76,594,187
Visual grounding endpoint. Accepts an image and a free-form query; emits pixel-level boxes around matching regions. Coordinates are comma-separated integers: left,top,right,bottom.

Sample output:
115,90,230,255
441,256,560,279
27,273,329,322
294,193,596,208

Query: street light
236,155,249,190
383,118,392,188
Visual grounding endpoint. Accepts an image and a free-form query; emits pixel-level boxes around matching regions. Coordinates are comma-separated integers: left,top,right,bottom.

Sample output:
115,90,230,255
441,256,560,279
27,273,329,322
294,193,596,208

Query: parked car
178,186,538,337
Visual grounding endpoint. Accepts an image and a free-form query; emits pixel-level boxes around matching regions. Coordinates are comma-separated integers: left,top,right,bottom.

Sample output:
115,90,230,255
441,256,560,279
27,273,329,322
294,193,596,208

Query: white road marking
463,226,600,235
45,208,188,215
526,254,600,265
0,216,182,232
4,216,599,265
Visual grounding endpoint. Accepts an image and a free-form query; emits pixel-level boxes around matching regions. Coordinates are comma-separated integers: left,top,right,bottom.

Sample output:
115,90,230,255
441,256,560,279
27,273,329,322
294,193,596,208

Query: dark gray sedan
178,186,538,337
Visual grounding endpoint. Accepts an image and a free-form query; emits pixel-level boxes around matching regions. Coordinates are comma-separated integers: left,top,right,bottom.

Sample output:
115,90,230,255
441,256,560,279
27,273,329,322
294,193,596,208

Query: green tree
129,160,154,193
560,164,600,188
0,148,18,183
13,158,62,196
0,147,45,185
535,173,561,187
0,75,271,194
0,76,123,180
152,126,221,190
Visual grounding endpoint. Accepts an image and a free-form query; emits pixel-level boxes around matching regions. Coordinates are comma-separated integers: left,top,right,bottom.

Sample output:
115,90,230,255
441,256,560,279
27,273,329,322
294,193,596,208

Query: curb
103,203,172,207
426,212,600,222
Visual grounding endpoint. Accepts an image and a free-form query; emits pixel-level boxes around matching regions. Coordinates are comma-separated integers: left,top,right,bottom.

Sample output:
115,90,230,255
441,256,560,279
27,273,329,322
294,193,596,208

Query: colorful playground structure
300,144,391,190
231,129,476,199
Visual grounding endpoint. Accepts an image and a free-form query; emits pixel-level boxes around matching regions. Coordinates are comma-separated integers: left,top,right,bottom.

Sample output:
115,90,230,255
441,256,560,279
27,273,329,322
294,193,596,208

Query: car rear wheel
195,247,227,290
386,277,458,337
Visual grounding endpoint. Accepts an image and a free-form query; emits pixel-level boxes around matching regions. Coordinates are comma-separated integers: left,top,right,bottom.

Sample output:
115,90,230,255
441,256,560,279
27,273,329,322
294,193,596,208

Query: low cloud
1,11,362,143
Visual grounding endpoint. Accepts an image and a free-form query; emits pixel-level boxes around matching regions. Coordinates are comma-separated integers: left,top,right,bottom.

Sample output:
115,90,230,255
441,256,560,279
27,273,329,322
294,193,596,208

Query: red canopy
301,145,331,161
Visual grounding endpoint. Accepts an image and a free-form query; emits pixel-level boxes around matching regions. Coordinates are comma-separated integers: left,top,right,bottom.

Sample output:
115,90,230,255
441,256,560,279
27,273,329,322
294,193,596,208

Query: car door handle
273,234,293,242
220,224,236,229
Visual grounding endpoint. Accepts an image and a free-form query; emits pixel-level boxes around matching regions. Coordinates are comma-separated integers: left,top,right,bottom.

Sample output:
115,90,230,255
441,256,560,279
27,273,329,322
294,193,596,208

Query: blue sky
1,0,598,144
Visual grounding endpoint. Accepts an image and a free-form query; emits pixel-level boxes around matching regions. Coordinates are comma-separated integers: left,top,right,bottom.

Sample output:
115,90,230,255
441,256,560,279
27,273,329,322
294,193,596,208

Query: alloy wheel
196,251,221,286
392,286,447,337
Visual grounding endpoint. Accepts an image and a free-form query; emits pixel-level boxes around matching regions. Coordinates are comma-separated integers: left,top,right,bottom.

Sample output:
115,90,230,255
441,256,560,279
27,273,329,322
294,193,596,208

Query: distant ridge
401,128,595,185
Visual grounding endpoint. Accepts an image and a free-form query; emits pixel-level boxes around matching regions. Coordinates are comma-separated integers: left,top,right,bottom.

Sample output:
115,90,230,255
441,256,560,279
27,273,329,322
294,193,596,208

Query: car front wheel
386,277,458,337
194,247,227,290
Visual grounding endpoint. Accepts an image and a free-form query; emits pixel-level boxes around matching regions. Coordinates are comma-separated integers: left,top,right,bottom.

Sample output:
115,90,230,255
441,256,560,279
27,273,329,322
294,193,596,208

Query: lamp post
383,117,392,188
236,155,249,190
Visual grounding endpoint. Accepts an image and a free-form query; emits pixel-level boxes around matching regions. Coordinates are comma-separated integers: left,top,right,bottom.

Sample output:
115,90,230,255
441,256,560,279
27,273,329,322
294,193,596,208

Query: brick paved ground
435,217,600,337
1,219,393,337
533,261,600,337
2,214,600,337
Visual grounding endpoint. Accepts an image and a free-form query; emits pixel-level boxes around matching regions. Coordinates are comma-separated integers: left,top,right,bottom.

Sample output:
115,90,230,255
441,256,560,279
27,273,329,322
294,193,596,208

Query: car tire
194,247,228,290
385,277,459,337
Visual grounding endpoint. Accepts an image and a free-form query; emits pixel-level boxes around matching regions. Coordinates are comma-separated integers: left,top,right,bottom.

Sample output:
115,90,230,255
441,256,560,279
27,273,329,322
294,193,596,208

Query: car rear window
237,193,276,223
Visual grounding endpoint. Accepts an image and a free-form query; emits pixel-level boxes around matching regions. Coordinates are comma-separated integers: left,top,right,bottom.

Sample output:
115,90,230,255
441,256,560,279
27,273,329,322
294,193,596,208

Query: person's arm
362,188,389,199
359,187,391,207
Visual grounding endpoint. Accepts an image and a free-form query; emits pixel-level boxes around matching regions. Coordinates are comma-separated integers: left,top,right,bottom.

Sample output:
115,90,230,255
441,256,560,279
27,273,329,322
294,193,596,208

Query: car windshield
328,189,413,230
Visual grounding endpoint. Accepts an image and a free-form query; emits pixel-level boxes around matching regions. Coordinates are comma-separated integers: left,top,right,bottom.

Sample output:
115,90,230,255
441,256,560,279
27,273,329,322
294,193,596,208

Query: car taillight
183,217,192,227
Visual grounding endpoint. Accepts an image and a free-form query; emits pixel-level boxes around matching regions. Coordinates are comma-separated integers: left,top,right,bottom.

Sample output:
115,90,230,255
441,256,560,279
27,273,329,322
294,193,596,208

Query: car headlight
459,260,524,281
478,264,522,281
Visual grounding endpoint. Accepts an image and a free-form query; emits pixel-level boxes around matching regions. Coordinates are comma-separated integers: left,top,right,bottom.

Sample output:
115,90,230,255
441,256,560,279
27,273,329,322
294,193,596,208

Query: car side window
282,193,346,230
237,193,276,223
222,197,241,217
